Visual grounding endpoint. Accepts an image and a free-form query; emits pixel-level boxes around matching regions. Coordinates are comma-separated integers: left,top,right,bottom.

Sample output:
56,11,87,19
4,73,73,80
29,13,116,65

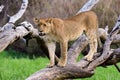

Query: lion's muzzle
39,32,46,36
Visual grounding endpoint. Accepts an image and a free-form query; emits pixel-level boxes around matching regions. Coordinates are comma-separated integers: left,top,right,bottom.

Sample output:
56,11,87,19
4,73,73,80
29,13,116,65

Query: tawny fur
34,11,98,67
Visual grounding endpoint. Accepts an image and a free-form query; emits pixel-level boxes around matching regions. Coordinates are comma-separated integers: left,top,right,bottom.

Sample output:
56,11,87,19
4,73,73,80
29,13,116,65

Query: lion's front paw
47,63,55,68
57,61,66,67
84,55,93,61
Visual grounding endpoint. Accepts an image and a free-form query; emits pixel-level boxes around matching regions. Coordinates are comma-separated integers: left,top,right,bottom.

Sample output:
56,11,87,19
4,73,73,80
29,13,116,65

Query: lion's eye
43,24,46,26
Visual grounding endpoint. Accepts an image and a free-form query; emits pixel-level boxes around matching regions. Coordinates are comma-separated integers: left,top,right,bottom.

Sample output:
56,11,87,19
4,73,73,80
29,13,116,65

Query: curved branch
0,5,4,13
9,0,28,23
0,21,37,52
26,65,93,80
111,15,120,34
0,0,28,31
67,35,88,64
76,0,100,14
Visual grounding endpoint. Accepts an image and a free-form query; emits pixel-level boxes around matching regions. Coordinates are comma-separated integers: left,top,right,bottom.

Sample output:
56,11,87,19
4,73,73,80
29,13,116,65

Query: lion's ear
33,18,39,23
47,18,53,24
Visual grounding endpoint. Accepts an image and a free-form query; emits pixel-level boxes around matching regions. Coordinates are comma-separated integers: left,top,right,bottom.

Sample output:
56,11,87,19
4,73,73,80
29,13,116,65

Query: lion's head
33,18,53,36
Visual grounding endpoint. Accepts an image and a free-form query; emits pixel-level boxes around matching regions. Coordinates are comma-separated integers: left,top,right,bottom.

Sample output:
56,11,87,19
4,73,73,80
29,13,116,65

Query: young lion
34,11,98,67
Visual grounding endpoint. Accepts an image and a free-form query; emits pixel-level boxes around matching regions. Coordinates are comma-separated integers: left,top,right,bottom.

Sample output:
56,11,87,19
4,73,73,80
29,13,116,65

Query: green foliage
0,50,120,80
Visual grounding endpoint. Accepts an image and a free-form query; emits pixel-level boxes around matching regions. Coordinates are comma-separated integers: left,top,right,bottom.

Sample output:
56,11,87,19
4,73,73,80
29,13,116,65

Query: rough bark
0,21,37,52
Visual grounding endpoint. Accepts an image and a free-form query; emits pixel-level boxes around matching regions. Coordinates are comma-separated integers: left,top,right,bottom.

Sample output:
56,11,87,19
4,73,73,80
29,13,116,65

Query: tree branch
0,0,28,31
0,21,37,52
9,0,28,23
111,15,120,34
0,5,4,13
76,0,100,14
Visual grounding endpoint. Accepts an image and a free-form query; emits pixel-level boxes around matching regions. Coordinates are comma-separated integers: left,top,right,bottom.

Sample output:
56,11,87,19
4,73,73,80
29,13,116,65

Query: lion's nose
39,30,43,32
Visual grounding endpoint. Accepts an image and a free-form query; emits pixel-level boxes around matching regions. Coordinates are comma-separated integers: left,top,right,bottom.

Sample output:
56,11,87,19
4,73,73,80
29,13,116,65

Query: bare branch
67,35,88,64
9,0,28,23
87,36,113,70
110,15,120,35
0,0,28,31
0,5,4,13
76,0,100,14
26,66,93,80
0,21,37,52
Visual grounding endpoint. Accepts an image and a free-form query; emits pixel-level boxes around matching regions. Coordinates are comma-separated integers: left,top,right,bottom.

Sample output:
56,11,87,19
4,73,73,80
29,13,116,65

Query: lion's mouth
39,32,46,36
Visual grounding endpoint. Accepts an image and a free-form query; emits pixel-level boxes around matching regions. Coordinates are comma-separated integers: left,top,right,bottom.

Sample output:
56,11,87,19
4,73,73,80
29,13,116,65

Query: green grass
0,50,120,80
0,50,49,80
75,65,120,80
76,54,120,80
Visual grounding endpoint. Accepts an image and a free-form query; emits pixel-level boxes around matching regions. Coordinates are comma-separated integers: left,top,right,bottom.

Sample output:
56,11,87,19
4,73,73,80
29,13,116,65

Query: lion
33,11,98,67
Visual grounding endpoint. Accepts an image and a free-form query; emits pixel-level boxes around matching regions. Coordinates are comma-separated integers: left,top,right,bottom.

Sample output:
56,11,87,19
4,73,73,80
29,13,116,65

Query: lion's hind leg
57,40,68,67
84,30,98,61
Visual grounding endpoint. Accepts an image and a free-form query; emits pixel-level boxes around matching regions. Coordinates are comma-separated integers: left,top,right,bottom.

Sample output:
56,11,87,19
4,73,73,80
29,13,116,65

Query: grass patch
76,54,120,80
75,65,120,80
0,50,49,80
0,50,120,80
